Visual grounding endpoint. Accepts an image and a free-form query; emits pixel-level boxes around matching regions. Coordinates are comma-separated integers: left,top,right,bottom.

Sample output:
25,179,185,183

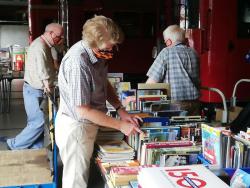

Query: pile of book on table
96,160,230,188
96,127,125,143
97,140,135,163
127,116,203,166
96,158,140,187
109,166,140,187
139,140,202,166
96,140,139,187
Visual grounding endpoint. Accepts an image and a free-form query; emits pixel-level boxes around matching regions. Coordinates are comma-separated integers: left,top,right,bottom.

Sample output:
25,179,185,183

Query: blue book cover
142,126,180,140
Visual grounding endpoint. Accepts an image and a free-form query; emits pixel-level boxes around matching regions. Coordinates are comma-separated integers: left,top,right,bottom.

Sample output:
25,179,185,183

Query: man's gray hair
45,23,62,32
163,25,185,43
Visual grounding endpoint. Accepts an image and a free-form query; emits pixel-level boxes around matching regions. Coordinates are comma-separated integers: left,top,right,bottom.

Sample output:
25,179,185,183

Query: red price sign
165,168,207,188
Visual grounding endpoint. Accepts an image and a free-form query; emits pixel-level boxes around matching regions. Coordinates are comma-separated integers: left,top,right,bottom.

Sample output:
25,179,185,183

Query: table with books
199,123,250,187
95,81,240,187
95,139,138,187
94,115,235,188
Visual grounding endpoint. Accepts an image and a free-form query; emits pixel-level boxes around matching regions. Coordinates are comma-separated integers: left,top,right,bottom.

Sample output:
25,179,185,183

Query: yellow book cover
99,140,134,154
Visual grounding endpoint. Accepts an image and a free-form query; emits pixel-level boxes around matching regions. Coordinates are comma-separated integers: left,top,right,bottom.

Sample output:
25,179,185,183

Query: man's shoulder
62,42,89,67
181,45,197,53
30,37,47,50
174,45,198,55
158,47,169,56
186,46,199,57
67,41,87,56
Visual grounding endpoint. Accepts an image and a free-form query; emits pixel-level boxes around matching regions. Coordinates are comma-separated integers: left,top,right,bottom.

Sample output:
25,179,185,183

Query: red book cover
139,97,164,101
145,141,193,149
111,166,140,175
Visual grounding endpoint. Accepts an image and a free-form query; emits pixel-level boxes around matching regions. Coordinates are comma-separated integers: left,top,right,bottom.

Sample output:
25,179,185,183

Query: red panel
28,0,176,74
109,38,154,73
186,29,202,55
67,1,158,74
28,0,58,42
198,0,250,103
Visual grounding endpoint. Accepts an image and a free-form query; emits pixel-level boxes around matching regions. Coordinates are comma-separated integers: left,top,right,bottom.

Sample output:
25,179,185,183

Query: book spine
145,141,193,149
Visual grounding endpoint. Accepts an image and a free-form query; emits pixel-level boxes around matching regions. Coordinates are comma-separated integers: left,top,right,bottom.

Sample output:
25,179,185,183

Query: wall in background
0,25,28,47
0,25,28,99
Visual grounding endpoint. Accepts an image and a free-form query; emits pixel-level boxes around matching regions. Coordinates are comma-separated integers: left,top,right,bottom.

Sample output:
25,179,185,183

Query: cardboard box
228,106,243,122
215,106,242,123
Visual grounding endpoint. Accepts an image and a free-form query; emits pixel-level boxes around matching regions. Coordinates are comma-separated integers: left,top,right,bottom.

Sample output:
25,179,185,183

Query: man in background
146,25,200,115
7,23,64,149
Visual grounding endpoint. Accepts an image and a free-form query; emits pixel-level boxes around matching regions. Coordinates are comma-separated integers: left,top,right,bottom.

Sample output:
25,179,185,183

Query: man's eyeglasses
51,31,64,40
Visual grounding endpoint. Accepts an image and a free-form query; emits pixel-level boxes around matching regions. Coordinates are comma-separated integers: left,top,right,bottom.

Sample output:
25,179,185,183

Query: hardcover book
201,124,225,167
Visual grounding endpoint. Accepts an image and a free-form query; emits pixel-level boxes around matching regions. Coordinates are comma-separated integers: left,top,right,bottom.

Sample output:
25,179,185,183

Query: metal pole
59,0,69,50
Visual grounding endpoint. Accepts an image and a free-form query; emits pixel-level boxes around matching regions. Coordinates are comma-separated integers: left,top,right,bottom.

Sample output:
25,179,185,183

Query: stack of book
170,116,206,125
137,165,230,188
171,116,204,144
96,158,140,188
109,166,140,186
139,140,201,166
137,95,168,111
127,116,203,167
128,125,179,152
96,158,140,175
136,83,170,112
97,140,135,162
96,127,124,143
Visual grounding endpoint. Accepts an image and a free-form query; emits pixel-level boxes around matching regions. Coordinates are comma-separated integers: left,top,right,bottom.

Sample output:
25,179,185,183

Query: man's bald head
43,23,64,46
45,23,63,33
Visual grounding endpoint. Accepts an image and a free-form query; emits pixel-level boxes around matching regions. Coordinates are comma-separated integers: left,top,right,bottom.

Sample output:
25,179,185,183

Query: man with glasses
6,23,64,150
55,15,142,188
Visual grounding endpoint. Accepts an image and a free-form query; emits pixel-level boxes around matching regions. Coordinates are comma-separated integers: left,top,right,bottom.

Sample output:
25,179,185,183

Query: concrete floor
0,99,25,150
0,98,105,188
